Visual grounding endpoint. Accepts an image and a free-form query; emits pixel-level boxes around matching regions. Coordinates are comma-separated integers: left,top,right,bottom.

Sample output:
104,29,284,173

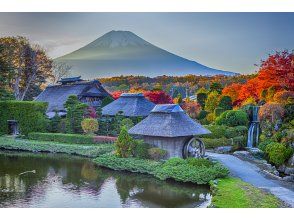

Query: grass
210,178,284,208
0,136,115,158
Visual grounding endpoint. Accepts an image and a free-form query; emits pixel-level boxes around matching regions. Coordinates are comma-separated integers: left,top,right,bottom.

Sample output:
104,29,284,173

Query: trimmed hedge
202,125,227,139
28,132,116,144
202,138,233,149
93,154,229,185
0,136,115,157
216,110,249,127
0,101,48,135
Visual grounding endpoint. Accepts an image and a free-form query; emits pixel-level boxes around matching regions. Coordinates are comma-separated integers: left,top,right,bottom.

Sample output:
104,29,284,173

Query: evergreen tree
218,96,233,110
115,126,135,158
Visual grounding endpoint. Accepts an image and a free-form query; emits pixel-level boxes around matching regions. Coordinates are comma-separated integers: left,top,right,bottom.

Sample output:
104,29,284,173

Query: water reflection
0,151,210,208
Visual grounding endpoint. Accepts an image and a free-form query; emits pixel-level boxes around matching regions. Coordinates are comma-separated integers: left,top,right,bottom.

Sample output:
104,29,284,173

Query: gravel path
207,152,294,207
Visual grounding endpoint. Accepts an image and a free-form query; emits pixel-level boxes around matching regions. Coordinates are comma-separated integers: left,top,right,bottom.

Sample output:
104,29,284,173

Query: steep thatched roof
128,104,211,137
102,93,155,117
35,79,109,114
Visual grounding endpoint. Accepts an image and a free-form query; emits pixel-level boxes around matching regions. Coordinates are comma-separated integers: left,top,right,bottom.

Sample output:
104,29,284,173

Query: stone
282,175,294,182
247,147,264,158
278,165,286,173
287,155,294,166
214,146,233,154
284,167,294,175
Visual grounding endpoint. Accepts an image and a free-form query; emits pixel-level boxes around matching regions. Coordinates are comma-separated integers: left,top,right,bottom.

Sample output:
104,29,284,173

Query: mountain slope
55,30,236,78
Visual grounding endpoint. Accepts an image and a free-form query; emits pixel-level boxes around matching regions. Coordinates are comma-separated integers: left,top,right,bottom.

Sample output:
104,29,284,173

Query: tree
111,91,122,100
115,126,135,158
259,102,285,124
205,91,220,113
81,118,99,135
218,96,233,110
210,82,223,94
50,62,71,84
143,90,173,104
101,96,114,107
64,95,88,133
222,83,242,103
197,92,207,108
0,36,53,100
273,90,294,105
182,100,201,119
173,93,183,104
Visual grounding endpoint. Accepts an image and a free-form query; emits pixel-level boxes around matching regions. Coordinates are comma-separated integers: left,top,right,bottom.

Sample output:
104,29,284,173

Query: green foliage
218,96,233,110
205,91,220,113
197,110,208,120
202,125,227,139
154,158,229,184
81,118,99,134
101,96,114,107
186,158,213,167
120,118,134,130
216,110,249,127
202,138,232,149
93,155,229,185
115,126,135,158
0,101,48,135
284,103,294,123
64,95,88,134
214,107,225,117
265,142,293,166
48,111,61,133
132,140,150,159
28,132,95,144
232,136,247,148
197,93,208,108
258,139,273,152
0,136,115,158
224,126,248,138
210,178,283,208
210,82,223,94
93,153,161,175
147,147,167,160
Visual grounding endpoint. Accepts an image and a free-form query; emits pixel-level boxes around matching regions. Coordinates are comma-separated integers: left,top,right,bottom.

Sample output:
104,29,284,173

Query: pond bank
0,136,114,158
207,152,294,207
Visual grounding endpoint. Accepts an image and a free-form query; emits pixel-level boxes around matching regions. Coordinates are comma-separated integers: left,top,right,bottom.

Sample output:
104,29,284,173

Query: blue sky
0,12,293,74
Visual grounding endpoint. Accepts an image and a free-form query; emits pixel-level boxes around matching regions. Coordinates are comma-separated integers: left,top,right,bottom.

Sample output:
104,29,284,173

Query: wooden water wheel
182,137,205,159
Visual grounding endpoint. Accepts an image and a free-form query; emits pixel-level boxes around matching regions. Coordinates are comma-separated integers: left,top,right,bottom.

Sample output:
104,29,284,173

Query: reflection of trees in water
0,151,107,207
112,171,210,208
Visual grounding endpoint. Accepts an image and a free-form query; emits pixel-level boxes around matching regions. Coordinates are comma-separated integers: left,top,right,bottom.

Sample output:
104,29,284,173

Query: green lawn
0,136,115,158
210,178,284,208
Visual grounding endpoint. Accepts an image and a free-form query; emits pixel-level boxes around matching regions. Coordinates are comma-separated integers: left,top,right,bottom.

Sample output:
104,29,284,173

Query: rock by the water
282,175,294,182
278,165,286,173
288,155,294,166
284,167,294,175
214,146,233,154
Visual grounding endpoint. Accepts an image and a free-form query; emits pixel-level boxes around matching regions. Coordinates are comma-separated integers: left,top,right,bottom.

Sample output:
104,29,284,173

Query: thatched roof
128,104,211,137
102,93,155,117
35,79,109,114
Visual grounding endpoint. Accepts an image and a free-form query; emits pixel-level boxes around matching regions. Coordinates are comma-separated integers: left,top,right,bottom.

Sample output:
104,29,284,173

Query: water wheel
182,137,205,159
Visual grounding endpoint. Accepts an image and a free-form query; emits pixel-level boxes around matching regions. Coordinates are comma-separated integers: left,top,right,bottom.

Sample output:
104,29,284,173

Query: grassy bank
94,154,229,184
0,136,115,158
210,178,284,208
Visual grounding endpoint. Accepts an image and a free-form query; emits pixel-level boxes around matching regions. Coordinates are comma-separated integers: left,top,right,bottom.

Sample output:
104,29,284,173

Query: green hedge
0,101,48,135
202,137,233,148
202,125,227,139
216,110,249,127
93,154,229,185
28,132,94,144
0,136,115,157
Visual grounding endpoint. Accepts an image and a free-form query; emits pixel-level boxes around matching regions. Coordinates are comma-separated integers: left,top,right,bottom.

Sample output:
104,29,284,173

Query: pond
0,151,211,208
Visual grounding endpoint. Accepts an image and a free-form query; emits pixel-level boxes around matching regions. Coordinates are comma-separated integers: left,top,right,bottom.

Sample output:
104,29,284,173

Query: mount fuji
55,30,236,78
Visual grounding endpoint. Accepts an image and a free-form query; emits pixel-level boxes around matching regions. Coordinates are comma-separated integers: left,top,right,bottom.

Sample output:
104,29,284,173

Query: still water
0,151,211,208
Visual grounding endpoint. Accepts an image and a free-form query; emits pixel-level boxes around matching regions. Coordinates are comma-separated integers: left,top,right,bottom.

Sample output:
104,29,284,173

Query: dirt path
207,152,294,207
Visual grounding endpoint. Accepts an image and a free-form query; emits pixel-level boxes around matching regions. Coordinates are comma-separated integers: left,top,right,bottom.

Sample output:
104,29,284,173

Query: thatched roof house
102,93,155,117
35,77,110,118
128,104,211,158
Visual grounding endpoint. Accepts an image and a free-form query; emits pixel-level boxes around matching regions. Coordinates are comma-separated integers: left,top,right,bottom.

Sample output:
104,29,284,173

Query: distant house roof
128,104,211,137
35,79,110,115
102,93,155,117
58,76,83,84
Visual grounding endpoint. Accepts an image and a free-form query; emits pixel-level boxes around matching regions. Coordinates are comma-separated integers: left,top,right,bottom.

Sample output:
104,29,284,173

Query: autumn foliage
181,100,201,119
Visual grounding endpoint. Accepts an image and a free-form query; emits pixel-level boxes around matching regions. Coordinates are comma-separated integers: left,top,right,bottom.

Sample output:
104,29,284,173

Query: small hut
102,93,155,117
35,77,110,118
128,104,211,158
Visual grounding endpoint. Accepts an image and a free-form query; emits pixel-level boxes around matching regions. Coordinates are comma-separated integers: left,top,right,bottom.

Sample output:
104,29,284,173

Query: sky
0,12,293,74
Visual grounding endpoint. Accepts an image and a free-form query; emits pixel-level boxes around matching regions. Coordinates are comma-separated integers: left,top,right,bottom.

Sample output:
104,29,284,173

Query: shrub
132,140,150,159
101,96,114,107
28,132,94,144
202,138,232,149
265,142,293,166
115,126,135,158
197,93,208,108
197,110,208,120
224,126,247,138
216,110,249,127
259,102,285,124
186,158,213,167
147,147,167,160
205,91,220,113
120,118,134,130
202,125,227,139
214,107,225,117
0,101,48,135
93,135,117,144
258,139,273,151
81,118,99,134
154,158,229,184
232,136,247,148
206,112,215,123
48,111,61,133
